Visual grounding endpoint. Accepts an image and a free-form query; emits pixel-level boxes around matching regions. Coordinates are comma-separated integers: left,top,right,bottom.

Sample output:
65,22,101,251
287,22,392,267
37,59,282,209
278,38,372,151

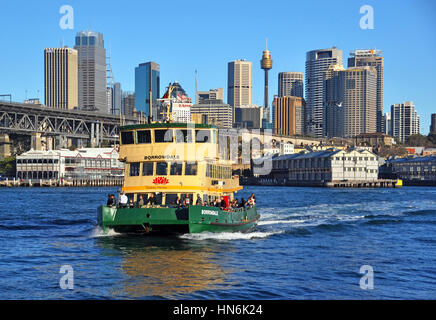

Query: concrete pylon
31,132,42,150
0,133,12,159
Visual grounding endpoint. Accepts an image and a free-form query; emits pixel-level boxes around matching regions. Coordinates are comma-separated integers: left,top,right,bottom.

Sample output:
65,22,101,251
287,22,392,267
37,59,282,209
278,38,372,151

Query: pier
241,177,401,188
0,178,123,187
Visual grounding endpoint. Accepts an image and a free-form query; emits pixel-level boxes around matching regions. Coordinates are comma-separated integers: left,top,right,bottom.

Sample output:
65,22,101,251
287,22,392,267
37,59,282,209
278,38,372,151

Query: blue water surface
0,186,435,299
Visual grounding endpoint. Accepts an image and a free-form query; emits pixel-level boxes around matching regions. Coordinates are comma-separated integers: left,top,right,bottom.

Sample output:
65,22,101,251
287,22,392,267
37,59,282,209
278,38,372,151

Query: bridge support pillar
0,134,11,159
31,133,42,150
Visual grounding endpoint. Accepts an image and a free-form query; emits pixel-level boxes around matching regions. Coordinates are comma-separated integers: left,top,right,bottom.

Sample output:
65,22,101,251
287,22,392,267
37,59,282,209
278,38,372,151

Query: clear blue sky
0,0,435,133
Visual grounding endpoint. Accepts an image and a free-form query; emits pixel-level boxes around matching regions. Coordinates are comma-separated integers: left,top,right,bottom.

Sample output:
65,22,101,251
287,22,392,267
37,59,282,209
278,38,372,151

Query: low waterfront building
270,148,379,184
382,156,436,185
16,147,124,180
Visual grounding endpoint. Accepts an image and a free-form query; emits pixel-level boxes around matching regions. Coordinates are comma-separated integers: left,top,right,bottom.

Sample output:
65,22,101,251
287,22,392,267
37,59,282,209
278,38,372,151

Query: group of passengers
107,192,256,210
106,192,158,208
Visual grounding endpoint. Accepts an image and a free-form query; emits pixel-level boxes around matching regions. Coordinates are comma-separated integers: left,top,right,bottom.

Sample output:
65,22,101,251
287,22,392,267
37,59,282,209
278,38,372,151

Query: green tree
405,134,431,147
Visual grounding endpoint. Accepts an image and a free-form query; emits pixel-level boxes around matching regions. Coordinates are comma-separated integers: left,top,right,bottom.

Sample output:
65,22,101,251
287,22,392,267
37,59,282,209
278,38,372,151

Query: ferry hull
97,205,259,235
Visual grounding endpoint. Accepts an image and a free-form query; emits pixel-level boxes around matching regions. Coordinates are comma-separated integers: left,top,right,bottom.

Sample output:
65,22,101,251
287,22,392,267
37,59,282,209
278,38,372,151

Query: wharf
241,177,401,188
0,178,123,187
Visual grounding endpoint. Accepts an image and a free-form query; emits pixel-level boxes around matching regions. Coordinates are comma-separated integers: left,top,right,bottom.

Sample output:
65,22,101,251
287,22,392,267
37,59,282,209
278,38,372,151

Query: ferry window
155,129,173,143
175,129,193,143
156,162,168,175
195,129,210,143
137,130,151,144
170,162,183,175
165,193,179,205
185,162,198,175
142,162,154,176
129,163,140,176
121,131,134,145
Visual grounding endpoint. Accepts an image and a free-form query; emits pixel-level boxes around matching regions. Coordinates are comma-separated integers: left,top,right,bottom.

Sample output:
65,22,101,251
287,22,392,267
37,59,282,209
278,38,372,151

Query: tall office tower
135,62,160,119
227,60,252,108
348,49,384,133
431,114,436,134
112,82,122,115
196,88,224,104
323,64,345,138
278,72,304,98
305,47,343,137
323,66,377,138
74,31,107,113
44,47,78,110
391,102,420,143
273,96,305,136
383,112,392,136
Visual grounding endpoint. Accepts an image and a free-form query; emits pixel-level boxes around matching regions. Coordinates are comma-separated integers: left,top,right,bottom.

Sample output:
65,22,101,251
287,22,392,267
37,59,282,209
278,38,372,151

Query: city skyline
0,0,435,133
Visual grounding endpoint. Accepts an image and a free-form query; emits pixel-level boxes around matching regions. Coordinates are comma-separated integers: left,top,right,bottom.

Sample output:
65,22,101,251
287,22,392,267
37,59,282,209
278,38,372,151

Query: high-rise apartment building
391,102,420,143
74,31,107,113
430,114,436,134
348,49,384,133
228,60,252,108
278,72,304,98
44,47,78,110
323,66,377,138
135,62,160,119
273,96,305,136
305,47,343,137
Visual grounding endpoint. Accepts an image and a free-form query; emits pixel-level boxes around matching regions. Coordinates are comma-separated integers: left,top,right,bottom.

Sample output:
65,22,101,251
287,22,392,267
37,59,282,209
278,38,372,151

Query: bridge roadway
0,101,138,141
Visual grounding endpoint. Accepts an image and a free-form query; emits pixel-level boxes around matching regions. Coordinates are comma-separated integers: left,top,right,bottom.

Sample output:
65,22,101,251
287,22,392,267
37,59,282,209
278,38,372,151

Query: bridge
0,101,138,157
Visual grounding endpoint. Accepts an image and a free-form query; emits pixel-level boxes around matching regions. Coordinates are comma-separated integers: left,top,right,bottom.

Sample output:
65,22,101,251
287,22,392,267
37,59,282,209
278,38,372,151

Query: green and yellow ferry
97,122,259,235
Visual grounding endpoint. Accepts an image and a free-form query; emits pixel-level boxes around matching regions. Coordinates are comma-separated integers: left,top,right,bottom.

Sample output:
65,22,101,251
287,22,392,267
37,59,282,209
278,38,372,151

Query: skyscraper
227,60,252,108
391,102,420,143
135,62,160,119
348,49,384,133
278,72,304,98
305,47,343,137
323,66,377,138
273,96,305,136
74,31,107,113
44,47,78,110
112,82,122,115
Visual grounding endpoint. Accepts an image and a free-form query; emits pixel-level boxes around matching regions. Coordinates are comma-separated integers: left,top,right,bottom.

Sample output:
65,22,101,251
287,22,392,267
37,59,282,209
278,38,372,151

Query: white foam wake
179,230,283,241
257,219,304,226
90,226,121,238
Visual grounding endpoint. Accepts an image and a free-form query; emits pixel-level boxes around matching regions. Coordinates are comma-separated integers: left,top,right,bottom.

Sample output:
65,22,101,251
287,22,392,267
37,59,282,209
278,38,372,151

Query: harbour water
0,186,435,299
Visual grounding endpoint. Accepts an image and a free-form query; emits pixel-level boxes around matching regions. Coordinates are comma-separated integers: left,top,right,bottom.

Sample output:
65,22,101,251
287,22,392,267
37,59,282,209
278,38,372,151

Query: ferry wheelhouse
97,122,259,234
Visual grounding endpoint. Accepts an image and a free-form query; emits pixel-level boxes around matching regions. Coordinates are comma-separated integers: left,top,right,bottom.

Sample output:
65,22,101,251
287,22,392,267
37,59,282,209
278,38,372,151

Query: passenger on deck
240,198,246,208
174,196,181,207
220,196,227,210
119,192,128,208
137,195,145,207
214,198,220,207
195,194,202,206
148,193,158,206
183,194,190,207
107,194,116,207
129,199,135,208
